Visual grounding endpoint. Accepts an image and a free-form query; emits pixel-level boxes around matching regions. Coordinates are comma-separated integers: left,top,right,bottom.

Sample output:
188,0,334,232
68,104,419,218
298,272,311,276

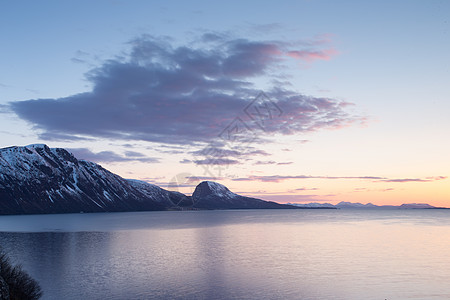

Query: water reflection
0,210,450,299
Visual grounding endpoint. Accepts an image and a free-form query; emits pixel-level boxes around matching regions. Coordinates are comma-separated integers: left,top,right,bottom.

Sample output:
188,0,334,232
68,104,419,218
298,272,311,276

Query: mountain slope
0,144,294,214
0,144,174,214
127,179,192,208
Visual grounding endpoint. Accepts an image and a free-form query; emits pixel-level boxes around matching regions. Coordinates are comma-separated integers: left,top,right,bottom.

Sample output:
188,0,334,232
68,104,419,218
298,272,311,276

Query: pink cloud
287,48,338,62
380,176,447,183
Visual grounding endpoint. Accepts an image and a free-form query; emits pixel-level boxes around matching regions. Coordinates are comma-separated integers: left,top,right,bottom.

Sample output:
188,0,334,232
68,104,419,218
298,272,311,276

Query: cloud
124,150,146,157
253,160,293,165
232,175,312,182
10,33,359,147
232,175,447,183
137,176,165,183
71,50,92,65
353,187,395,192
68,148,160,163
247,149,271,156
193,158,240,165
295,187,318,191
380,179,425,183
287,48,338,62
38,132,94,142
160,150,184,154
186,176,224,182
192,147,242,158
380,176,447,183
157,144,187,154
258,194,337,203
0,104,11,114
192,145,270,158
190,143,271,169
254,160,277,165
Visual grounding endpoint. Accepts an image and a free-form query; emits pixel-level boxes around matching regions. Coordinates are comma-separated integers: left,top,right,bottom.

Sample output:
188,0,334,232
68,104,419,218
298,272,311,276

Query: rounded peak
198,180,219,185
193,181,231,199
199,181,229,190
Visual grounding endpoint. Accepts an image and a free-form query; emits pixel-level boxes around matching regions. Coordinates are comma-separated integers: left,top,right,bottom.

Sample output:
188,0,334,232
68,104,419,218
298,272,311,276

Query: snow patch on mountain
1,144,297,214
0,144,170,214
288,202,335,208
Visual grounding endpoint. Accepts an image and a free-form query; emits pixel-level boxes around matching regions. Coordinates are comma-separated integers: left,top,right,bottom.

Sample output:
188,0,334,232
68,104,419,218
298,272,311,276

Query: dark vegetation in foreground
0,249,42,300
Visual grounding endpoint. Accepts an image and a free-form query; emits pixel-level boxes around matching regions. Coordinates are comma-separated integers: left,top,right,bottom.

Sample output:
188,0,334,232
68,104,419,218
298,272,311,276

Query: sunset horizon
2,2,450,299
1,1,449,207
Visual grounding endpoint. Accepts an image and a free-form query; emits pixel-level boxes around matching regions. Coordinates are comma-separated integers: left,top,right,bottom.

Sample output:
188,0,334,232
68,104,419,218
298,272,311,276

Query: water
1,209,450,300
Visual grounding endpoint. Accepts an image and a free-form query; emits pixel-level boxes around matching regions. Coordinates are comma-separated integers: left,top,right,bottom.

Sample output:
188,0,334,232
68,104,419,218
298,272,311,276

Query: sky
1,0,449,207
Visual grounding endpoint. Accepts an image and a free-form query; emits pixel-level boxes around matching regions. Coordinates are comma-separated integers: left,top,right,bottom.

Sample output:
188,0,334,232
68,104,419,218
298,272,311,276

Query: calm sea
1,209,450,300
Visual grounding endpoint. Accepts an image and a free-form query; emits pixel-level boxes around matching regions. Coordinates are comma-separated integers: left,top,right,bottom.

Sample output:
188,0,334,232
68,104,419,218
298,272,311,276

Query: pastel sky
1,0,449,207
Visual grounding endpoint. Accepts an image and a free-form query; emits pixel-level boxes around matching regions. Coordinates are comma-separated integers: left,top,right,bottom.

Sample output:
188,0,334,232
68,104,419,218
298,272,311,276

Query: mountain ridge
0,144,296,215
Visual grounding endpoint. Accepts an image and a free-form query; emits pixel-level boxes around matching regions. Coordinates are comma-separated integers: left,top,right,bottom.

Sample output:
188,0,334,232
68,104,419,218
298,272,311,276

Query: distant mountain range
289,201,446,209
0,144,296,215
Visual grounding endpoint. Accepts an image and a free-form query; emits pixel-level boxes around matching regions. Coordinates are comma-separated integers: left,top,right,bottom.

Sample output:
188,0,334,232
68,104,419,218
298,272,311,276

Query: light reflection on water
1,209,450,299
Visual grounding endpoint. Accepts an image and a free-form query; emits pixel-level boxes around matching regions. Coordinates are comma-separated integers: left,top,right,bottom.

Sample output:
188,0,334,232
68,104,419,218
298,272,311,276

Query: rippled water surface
1,209,450,299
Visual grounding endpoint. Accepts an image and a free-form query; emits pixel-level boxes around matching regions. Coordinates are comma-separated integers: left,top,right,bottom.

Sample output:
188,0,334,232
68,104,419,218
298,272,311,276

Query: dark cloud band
67,148,159,163
10,33,358,146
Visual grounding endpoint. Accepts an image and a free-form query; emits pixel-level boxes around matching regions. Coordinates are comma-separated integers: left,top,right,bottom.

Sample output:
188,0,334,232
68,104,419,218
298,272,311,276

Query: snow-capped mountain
335,201,378,209
0,144,184,214
0,144,295,214
287,202,335,208
192,181,294,209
